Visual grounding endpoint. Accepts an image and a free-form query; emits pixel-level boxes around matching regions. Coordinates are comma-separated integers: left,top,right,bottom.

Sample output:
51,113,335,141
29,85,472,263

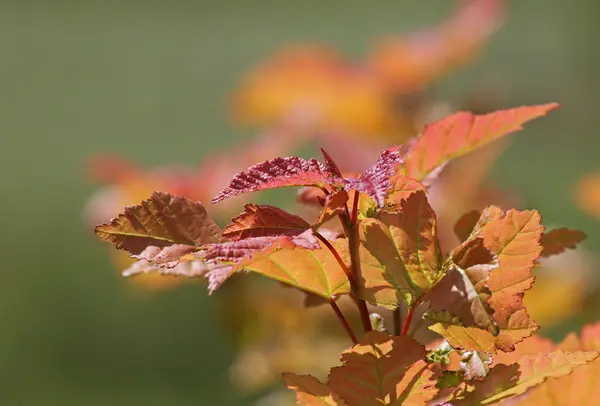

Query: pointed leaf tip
343,145,404,207
404,103,559,181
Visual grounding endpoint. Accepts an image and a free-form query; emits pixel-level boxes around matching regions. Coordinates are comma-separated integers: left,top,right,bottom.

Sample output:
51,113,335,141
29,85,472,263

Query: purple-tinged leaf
212,156,340,203
122,258,215,278
202,236,285,263
320,148,344,179
206,265,236,294
343,145,404,207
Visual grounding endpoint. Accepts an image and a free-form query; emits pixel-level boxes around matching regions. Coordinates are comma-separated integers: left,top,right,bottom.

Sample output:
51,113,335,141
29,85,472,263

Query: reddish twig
401,306,415,336
330,297,358,345
314,231,353,282
351,190,359,225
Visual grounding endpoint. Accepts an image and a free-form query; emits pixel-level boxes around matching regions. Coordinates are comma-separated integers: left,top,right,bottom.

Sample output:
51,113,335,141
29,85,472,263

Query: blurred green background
1,0,599,404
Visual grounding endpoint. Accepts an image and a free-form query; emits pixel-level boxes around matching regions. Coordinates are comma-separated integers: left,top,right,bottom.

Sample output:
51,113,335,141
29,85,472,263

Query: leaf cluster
95,104,597,405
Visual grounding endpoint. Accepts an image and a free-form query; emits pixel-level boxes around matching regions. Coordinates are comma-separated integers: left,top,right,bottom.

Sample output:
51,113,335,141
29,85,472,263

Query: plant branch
313,231,353,282
401,306,415,336
346,216,372,333
330,297,358,345
351,190,359,225
315,228,371,332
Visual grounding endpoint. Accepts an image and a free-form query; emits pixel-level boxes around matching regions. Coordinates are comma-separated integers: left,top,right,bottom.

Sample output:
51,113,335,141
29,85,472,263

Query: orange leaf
240,238,350,299
429,207,544,353
452,351,598,405
540,228,587,258
385,175,427,207
358,191,443,308
223,204,310,240
327,331,438,406
283,373,347,406
427,237,499,336
367,0,504,92
403,104,559,182
495,322,600,405
95,192,222,264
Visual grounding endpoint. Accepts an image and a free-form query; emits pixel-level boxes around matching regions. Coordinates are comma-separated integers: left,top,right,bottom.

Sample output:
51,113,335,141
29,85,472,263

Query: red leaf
404,104,559,181
212,156,340,203
223,204,311,240
95,192,222,263
343,145,404,207
202,236,294,263
320,147,344,179
540,228,587,258
454,210,482,243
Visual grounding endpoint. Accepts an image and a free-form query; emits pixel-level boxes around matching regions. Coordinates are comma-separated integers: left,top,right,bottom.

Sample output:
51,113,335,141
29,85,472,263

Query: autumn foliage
92,102,600,405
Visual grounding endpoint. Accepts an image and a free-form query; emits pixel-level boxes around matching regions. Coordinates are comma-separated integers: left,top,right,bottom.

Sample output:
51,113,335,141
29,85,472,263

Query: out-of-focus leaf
452,351,598,405
239,238,350,299
494,322,600,405
429,207,544,353
212,156,341,203
231,46,417,140
358,191,443,308
428,238,499,335
367,0,505,92
95,192,221,263
575,172,600,219
454,210,482,243
283,373,347,406
343,145,404,207
540,228,587,258
402,104,559,182
328,331,438,406
223,204,310,240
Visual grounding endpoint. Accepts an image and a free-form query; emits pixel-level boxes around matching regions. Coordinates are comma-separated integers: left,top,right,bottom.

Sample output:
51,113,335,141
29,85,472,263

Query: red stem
351,190,359,225
313,231,353,282
330,298,358,344
400,307,415,336
314,229,372,333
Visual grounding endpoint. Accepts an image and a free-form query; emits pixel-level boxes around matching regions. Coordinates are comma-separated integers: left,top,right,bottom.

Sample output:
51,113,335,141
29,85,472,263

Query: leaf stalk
329,297,358,345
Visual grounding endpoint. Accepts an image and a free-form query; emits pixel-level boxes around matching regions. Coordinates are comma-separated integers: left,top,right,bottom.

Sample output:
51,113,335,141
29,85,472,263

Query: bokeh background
2,0,600,404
